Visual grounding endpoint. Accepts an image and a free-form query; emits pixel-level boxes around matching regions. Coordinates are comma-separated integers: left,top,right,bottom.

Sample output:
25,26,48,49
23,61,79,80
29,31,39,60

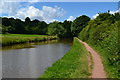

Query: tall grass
40,37,90,78
1,34,58,46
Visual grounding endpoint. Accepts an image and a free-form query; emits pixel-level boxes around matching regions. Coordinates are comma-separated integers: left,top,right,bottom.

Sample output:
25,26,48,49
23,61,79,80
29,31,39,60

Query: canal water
2,38,73,78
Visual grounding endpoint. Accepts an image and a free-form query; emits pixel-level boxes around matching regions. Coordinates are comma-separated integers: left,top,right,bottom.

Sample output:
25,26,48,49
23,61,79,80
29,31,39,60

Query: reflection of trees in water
2,38,73,50
2,40,58,50
59,38,73,45
2,39,59,50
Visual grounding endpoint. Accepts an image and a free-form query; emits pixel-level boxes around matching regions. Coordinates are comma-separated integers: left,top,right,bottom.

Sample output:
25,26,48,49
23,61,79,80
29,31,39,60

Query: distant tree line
0,15,90,38
1,17,48,35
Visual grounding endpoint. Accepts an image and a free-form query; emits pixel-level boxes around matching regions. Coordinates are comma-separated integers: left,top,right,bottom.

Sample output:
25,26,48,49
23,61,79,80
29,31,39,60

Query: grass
0,34,58,46
86,43,119,79
40,37,90,78
87,51,93,77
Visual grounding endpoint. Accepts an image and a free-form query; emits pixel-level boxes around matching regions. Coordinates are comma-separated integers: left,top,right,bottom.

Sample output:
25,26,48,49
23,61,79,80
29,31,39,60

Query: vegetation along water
1,11,120,79
79,13,120,78
1,34,58,46
40,37,90,78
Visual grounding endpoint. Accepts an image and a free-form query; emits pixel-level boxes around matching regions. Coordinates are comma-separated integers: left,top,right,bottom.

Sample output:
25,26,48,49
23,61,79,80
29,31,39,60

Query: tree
2,17,11,27
37,21,48,34
2,25,14,34
71,15,90,36
11,19,25,34
47,21,65,37
63,20,72,37
25,17,31,23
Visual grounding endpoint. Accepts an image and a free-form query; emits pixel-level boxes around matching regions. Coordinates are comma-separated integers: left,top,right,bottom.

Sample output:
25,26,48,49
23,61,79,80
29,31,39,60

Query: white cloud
0,0,42,16
93,10,119,19
67,16,74,21
42,6,65,18
15,6,66,23
93,13,99,19
109,10,119,14
0,0,66,23
0,0,20,16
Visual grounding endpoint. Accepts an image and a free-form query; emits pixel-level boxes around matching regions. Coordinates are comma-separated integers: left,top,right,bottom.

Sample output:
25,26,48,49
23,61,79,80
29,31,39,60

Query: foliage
78,12,120,78
71,15,90,36
2,17,48,35
47,21,65,37
1,15,89,38
1,25,14,34
62,20,72,37
40,38,90,78
25,17,31,23
47,21,73,38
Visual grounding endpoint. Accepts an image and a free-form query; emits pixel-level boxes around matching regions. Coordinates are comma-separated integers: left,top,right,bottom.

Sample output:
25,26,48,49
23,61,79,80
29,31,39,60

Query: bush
78,12,120,78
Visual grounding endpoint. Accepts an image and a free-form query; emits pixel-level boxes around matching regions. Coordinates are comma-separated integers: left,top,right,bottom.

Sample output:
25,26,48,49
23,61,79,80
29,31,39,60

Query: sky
0,0,119,23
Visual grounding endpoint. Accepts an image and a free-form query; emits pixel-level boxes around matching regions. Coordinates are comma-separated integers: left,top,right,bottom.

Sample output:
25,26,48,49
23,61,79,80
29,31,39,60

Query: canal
2,38,73,78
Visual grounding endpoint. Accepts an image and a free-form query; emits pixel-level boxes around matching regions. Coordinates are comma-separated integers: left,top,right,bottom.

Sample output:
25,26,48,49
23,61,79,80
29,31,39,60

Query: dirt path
78,38,106,78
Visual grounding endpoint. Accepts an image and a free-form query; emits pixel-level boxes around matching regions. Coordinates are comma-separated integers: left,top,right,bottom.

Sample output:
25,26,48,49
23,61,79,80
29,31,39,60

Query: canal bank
1,34,58,46
40,37,90,78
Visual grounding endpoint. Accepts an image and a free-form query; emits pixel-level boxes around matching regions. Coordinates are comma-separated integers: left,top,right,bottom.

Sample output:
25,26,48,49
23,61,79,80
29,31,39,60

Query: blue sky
1,2,119,23
32,2,118,21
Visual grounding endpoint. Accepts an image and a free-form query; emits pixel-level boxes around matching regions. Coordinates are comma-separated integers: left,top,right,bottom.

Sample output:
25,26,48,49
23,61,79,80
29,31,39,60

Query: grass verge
86,43,119,78
0,34,58,46
40,37,90,78
87,51,93,78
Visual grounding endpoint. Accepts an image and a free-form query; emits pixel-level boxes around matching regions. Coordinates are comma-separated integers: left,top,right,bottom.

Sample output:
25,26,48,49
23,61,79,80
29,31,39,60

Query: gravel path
78,38,106,78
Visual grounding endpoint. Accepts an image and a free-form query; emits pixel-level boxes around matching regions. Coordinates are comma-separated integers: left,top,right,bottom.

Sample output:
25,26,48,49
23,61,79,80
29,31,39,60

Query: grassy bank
40,37,90,78
78,22,119,78
88,44,119,78
78,13,119,78
0,34,58,46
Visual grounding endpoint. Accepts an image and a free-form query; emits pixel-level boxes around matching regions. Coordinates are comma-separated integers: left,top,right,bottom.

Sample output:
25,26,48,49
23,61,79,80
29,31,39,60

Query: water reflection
2,38,72,78
2,40,58,50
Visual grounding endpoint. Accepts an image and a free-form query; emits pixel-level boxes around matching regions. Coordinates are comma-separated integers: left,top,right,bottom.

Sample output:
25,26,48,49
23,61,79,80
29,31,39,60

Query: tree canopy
71,15,90,36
